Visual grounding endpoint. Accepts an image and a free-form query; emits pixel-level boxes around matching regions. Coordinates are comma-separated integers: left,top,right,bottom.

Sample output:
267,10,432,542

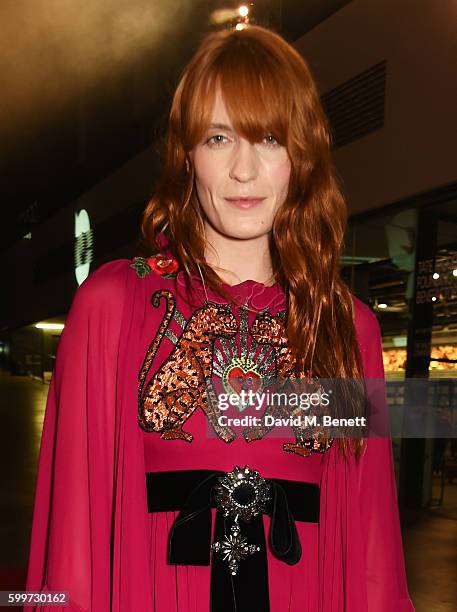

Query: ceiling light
35,323,65,331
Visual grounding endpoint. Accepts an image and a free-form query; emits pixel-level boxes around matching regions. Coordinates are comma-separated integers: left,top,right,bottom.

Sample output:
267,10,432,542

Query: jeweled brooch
211,465,271,575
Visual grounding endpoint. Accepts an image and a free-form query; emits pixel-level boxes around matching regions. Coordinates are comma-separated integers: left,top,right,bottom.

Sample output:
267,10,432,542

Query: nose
229,140,259,183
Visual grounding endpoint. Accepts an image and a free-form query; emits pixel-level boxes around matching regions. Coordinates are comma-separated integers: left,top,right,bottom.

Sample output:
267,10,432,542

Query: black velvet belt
146,468,320,612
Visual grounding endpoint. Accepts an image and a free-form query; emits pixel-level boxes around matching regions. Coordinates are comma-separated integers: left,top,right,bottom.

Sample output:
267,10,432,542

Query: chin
218,221,272,240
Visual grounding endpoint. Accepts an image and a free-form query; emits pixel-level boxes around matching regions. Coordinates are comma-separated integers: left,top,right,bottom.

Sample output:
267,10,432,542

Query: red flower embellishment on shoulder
147,254,179,276
130,253,179,279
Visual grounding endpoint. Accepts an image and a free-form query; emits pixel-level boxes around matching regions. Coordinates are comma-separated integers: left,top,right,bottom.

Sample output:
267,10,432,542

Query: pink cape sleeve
318,297,415,611
24,260,131,611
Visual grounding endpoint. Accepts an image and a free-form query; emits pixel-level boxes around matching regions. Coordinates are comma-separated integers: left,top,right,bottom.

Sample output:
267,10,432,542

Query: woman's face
190,90,291,241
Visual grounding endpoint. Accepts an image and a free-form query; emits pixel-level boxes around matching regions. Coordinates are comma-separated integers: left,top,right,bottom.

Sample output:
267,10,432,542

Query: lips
224,197,266,209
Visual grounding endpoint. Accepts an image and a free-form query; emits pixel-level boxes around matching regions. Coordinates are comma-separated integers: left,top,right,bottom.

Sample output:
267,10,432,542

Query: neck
203,222,276,286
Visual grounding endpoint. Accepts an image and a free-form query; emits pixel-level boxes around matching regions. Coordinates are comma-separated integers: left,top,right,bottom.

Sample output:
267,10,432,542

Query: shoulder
351,294,381,340
56,260,136,359
70,257,172,318
73,259,134,313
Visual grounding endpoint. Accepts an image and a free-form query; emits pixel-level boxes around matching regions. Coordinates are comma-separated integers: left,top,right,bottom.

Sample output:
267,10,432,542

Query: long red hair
141,25,366,460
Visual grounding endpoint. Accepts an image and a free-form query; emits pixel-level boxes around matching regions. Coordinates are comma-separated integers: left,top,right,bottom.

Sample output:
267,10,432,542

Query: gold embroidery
211,305,276,410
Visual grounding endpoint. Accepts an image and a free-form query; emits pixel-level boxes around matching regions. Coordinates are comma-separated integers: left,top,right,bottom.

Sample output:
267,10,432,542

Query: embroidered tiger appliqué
247,311,334,457
138,290,238,443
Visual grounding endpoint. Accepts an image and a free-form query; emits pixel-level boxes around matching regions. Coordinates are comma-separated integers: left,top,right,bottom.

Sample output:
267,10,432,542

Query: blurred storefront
342,184,457,515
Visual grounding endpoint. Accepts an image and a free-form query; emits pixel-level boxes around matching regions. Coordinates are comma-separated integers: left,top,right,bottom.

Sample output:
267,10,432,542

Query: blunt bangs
181,31,299,150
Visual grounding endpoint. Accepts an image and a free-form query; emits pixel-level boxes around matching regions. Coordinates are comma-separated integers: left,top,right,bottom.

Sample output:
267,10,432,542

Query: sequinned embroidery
137,289,333,457
247,310,334,457
138,290,238,443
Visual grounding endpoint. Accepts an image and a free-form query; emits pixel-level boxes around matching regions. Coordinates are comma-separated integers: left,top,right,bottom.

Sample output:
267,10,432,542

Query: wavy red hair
141,25,367,461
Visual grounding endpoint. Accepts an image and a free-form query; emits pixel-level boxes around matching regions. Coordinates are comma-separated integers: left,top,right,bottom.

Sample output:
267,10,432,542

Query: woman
25,25,414,611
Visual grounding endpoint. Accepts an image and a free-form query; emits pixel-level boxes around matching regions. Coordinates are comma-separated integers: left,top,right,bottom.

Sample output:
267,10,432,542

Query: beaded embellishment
212,304,276,408
137,289,333,457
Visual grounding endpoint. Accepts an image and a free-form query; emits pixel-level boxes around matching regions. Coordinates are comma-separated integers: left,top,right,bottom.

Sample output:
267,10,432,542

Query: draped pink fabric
318,304,414,611
25,255,414,611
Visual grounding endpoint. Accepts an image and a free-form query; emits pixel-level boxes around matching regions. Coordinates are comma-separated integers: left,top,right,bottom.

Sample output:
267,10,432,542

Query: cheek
192,151,223,200
269,158,291,201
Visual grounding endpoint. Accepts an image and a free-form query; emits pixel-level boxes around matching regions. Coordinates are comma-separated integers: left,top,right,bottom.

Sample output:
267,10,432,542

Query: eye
263,134,280,147
206,134,229,147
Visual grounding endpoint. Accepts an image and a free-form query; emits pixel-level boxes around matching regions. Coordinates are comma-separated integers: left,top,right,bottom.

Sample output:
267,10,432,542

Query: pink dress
24,242,415,612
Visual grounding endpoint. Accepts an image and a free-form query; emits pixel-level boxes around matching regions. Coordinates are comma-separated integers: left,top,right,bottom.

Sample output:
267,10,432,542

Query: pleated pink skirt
146,507,319,611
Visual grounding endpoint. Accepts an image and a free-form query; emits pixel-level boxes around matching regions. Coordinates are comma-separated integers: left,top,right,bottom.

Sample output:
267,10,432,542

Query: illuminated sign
74,209,94,285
